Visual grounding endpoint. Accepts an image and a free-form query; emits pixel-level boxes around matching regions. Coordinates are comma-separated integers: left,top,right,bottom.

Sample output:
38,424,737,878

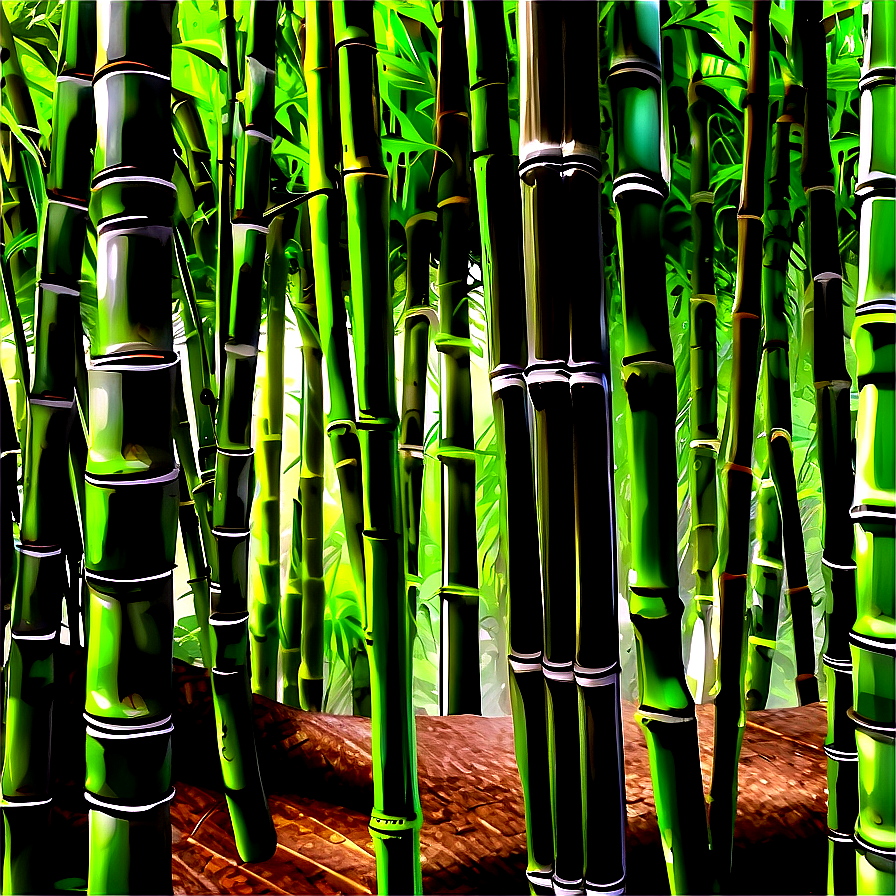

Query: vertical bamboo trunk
250,213,289,700
334,3,422,890
748,84,811,710
304,0,370,717
850,4,895,892
608,3,711,892
709,1,772,881
796,5,861,892
684,20,719,704
209,0,277,863
294,207,326,712
745,444,784,710
519,3,581,890
466,3,553,892
282,497,303,708
432,0,480,717
82,4,178,892
1,5,94,893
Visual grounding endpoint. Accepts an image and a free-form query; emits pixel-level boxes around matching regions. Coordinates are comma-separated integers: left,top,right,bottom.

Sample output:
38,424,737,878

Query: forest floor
49,658,828,896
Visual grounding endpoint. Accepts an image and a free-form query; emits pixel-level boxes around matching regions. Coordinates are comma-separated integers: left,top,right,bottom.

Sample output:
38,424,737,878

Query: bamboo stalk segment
608,3,711,893
850,4,895,892
1,5,95,892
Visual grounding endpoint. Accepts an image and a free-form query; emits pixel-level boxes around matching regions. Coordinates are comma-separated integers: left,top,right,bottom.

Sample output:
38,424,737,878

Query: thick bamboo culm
81,4,178,892
432,0,481,717
747,83,811,711
209,0,277,864
850,3,895,892
709,0,772,882
683,18,719,704
333,3,422,891
795,4,862,893
520,3,627,893
1,4,94,893
608,3,711,893
304,0,370,717
466,3,552,893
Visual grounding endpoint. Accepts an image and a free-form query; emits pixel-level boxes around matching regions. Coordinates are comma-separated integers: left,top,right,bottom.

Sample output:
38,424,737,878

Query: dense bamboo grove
1,1,892,895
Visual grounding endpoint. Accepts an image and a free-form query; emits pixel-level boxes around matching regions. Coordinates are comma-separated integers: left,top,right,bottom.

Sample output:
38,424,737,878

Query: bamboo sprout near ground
81,3,179,892
209,0,277,863
466,3,553,892
519,2,583,890
608,3,711,893
304,0,370,716
851,3,895,892
796,5,860,891
1,4,94,892
432,0,480,717
747,84,811,711
710,1,771,881
250,213,289,699
334,3,422,889
683,19,719,704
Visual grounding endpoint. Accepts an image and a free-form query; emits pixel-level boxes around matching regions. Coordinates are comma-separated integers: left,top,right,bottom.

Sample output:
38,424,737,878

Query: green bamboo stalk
748,83,811,711
82,4,179,892
795,5,862,892
282,496,302,708
709,1,772,881
608,3,711,892
519,3,582,890
850,4,895,892
293,206,326,713
173,367,211,671
466,3,553,891
1,369,19,761
684,18,719,704
250,213,289,700
304,0,370,718
746,443,784,709
209,0,277,863
334,4,422,890
432,0,480,717
1,6,95,892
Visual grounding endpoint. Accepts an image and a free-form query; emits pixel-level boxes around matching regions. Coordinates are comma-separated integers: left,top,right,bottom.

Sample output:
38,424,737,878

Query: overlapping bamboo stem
466,3,552,892
209,0,277,863
519,3,581,890
304,0,370,716
684,21,718,704
747,84,810,710
794,5,861,891
1,5,94,892
431,0,480,717
709,1,772,880
250,213,289,700
334,3,422,889
850,3,895,891
81,4,179,892
608,3,711,892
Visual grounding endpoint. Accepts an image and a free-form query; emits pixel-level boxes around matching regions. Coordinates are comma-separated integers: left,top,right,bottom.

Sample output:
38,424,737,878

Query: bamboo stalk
466,3,552,892
709,1,772,881
1,5,95,892
850,3,894,892
81,4,179,892
304,0,370,716
334,3,422,889
608,3,711,892
684,19,719,704
432,0,480,717
208,0,278,864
